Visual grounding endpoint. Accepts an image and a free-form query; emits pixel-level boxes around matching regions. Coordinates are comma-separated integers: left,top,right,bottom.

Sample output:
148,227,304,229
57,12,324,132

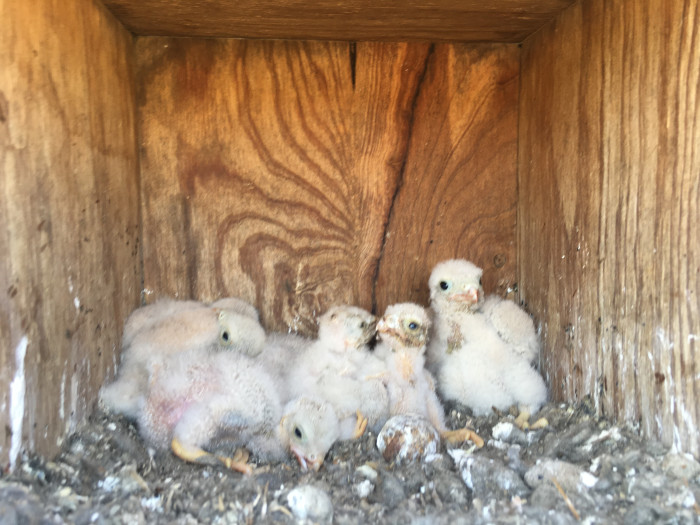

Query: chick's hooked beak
290,446,323,471
451,286,482,306
377,315,399,339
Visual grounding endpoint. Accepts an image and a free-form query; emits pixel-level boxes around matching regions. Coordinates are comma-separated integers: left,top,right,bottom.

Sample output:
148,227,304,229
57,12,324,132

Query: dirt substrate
2,399,699,524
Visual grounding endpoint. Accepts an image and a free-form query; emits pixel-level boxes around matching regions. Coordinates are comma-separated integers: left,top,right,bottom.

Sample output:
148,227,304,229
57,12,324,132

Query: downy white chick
139,348,340,474
288,305,388,440
428,259,547,428
376,303,483,447
100,298,265,419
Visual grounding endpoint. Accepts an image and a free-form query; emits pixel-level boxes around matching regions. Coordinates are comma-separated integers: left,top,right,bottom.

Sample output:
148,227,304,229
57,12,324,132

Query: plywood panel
375,44,519,314
519,0,700,456
137,38,519,335
0,0,140,464
105,0,574,43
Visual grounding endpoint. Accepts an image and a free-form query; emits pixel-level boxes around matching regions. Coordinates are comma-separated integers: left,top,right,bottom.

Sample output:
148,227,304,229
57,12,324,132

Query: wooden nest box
1,0,698,467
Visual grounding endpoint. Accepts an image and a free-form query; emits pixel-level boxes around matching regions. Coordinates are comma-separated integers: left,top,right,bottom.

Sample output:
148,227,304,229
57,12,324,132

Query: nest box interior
1,0,698,467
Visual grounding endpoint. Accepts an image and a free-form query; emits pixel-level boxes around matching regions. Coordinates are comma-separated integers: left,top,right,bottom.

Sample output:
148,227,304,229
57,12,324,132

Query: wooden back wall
136,38,519,335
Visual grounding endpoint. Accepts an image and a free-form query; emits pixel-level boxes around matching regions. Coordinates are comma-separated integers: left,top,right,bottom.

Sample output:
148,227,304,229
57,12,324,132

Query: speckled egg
377,414,441,465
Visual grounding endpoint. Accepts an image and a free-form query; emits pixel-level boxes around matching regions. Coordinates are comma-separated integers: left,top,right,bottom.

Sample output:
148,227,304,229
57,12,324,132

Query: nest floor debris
2,398,699,524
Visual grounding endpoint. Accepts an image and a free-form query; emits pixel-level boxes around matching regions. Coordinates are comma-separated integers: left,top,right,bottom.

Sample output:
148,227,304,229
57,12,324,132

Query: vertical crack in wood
183,196,197,299
349,42,357,90
371,44,435,315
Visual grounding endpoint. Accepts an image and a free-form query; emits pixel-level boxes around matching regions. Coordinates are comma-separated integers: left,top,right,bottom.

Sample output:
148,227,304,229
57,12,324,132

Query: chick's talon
217,453,254,475
442,428,485,448
171,438,253,475
171,437,219,466
529,417,549,430
514,410,532,430
352,410,368,439
231,448,250,464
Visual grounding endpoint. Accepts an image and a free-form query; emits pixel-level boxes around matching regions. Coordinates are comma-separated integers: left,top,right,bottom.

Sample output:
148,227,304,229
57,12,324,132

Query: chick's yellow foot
529,417,549,430
232,448,250,464
171,438,253,475
171,437,219,466
514,410,532,430
352,410,368,439
442,428,485,448
217,453,254,475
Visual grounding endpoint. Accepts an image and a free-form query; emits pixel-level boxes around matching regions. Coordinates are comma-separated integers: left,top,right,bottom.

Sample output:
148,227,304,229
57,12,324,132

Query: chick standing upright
288,305,388,440
427,259,547,428
375,303,483,446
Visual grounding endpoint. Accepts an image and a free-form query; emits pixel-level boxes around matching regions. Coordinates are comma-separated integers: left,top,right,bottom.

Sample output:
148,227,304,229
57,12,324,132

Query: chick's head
279,396,340,471
217,310,266,357
377,303,431,352
317,305,377,352
429,259,484,314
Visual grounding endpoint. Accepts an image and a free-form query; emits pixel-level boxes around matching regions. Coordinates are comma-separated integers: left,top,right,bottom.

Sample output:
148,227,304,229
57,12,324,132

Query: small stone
370,471,406,509
354,464,378,481
452,452,529,499
431,471,469,506
353,479,374,499
0,482,45,525
623,503,667,525
491,421,528,446
661,451,700,480
665,485,696,508
286,485,333,523
140,496,163,513
525,459,597,493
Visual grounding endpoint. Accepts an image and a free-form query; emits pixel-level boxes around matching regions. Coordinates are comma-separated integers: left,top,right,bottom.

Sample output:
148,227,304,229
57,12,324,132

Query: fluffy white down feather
428,259,547,415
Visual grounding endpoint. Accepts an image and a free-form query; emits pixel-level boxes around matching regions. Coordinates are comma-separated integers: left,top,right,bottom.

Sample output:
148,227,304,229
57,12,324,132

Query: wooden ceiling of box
101,0,574,42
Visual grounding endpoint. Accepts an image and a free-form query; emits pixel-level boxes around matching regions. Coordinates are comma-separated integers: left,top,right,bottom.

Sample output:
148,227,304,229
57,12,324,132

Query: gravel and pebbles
2,397,699,524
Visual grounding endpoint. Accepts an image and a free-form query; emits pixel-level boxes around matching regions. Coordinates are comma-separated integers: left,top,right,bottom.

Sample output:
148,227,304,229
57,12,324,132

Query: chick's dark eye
408,322,418,330
221,331,230,341
294,427,303,439
359,321,366,329
439,281,449,291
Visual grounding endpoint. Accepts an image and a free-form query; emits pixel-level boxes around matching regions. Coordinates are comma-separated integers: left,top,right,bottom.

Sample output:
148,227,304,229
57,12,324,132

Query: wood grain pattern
375,44,520,314
519,0,700,456
0,0,140,463
136,38,519,335
103,0,573,43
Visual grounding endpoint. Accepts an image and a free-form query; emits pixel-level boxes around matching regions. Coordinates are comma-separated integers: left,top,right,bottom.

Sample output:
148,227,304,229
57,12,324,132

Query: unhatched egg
377,414,441,465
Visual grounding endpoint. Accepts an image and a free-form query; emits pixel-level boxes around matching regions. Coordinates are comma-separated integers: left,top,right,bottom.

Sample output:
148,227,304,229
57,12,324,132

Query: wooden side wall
0,0,140,464
136,38,519,335
519,0,700,455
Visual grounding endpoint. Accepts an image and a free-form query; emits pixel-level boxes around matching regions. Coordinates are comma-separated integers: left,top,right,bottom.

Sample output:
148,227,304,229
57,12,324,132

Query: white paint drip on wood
9,336,28,472
59,366,66,421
